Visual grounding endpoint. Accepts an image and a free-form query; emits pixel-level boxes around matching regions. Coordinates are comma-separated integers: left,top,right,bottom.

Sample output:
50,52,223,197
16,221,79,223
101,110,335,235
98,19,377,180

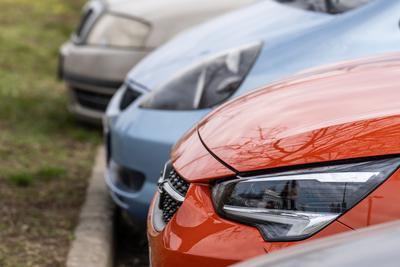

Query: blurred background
0,1,101,266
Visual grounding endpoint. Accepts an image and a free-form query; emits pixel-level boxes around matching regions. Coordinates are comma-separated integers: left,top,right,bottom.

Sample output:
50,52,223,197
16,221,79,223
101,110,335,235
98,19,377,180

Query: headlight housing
140,42,262,110
87,14,151,48
212,158,399,242
74,0,104,43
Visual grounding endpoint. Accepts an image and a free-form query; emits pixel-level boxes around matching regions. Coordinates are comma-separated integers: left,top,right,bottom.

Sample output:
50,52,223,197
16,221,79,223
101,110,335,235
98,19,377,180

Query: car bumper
105,160,157,222
147,184,353,267
60,41,151,122
105,103,209,223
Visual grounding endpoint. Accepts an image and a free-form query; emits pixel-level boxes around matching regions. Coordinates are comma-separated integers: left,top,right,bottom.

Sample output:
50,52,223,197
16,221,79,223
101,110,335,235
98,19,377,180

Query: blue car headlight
140,42,262,110
212,158,400,242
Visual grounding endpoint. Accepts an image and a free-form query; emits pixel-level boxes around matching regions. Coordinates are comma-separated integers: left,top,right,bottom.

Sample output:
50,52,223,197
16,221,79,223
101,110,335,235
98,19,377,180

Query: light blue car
105,0,398,224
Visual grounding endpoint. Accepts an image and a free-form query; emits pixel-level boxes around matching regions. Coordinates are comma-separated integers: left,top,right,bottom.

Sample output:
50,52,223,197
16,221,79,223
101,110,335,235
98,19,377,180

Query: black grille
74,88,112,111
117,166,146,192
105,132,111,164
159,169,190,223
168,169,189,195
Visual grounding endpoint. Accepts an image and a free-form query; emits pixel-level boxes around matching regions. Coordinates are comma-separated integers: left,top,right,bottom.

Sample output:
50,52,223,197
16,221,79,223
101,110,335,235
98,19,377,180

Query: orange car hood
194,54,400,175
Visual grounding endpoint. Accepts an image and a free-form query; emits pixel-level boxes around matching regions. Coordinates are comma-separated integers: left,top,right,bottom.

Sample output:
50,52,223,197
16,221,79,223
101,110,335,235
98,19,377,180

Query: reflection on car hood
196,53,400,174
125,0,332,90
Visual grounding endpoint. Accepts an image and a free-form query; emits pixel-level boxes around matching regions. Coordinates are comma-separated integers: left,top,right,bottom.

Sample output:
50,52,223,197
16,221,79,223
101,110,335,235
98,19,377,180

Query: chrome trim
163,182,185,202
152,193,166,232
157,160,169,193
157,160,185,202
237,172,379,183
223,205,339,236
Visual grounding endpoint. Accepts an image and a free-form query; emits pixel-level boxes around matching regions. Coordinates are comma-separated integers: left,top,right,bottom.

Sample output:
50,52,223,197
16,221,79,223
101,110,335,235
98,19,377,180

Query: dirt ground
0,0,101,266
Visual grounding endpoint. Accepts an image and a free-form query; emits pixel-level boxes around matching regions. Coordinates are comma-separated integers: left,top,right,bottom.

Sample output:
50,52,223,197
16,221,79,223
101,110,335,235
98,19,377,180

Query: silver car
59,0,255,123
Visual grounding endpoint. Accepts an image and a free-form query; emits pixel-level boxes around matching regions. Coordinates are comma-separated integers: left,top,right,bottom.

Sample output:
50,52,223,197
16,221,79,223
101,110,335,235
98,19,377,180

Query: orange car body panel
196,55,400,176
338,168,400,229
148,185,352,267
171,127,235,181
150,54,400,266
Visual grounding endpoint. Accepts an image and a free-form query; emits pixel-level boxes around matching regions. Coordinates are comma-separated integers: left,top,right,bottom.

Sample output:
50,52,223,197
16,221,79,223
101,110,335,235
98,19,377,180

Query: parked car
148,52,400,266
105,0,339,224
233,221,400,267
59,0,256,123
106,0,394,225
105,0,393,225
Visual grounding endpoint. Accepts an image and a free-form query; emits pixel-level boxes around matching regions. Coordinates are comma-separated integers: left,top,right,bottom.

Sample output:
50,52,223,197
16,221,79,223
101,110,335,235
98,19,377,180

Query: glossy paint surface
197,54,400,175
338,168,400,229
171,127,235,182
108,0,400,222
127,0,331,90
149,54,400,266
148,184,352,267
105,0,331,221
107,99,209,221
236,0,400,95
148,170,400,266
129,0,400,94
109,0,256,48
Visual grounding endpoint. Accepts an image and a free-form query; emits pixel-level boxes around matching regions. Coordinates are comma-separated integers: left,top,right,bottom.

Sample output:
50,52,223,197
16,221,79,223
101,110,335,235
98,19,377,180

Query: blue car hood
126,0,332,90
236,0,400,94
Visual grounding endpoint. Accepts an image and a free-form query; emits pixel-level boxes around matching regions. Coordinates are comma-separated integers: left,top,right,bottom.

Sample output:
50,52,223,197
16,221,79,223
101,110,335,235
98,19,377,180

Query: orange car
147,53,400,267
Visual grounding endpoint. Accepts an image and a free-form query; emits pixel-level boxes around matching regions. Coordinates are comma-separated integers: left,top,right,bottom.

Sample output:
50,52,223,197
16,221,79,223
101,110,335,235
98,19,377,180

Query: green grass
36,166,67,181
0,0,101,266
8,172,35,187
7,166,67,187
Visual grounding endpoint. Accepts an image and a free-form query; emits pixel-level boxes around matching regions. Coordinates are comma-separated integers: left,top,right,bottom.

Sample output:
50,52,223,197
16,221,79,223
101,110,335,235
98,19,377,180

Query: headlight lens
140,42,262,110
87,14,150,48
212,158,399,241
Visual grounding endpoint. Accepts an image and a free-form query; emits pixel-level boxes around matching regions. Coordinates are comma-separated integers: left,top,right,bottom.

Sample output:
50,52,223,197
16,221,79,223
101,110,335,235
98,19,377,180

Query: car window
276,0,371,14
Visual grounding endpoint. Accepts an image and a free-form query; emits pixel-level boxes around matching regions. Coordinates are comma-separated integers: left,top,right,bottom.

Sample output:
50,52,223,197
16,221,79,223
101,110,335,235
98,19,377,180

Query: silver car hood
107,0,255,20
106,0,257,47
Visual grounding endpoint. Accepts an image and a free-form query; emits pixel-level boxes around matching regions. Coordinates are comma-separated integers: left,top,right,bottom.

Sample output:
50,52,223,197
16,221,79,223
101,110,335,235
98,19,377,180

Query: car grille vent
74,88,111,111
159,168,189,224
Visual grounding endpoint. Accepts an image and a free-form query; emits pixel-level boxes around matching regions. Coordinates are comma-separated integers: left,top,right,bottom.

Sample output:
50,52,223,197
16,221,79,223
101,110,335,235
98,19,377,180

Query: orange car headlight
212,158,399,242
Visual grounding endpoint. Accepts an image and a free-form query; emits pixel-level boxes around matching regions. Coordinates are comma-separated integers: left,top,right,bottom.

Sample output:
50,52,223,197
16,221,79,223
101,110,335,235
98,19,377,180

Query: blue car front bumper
105,94,209,223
